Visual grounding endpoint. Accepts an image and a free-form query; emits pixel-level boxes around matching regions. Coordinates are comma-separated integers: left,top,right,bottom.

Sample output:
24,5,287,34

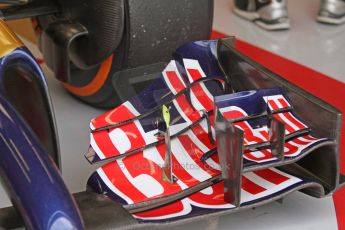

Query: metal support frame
216,119,243,207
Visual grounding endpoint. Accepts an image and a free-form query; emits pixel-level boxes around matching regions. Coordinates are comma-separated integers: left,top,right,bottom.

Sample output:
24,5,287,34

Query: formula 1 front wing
84,37,344,226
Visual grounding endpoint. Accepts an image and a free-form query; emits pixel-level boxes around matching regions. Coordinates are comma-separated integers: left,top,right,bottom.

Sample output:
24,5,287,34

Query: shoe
233,0,290,30
317,0,345,24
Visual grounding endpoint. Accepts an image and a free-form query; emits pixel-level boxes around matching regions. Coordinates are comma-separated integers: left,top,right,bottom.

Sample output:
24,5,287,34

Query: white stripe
273,97,284,108
298,136,319,142
200,186,213,195
169,122,190,136
187,193,235,209
244,151,277,163
117,158,164,198
264,95,291,110
89,122,95,130
133,198,192,220
171,138,211,182
283,140,304,157
285,136,324,157
100,102,139,130
172,99,192,124
135,168,303,220
90,133,106,160
133,119,158,145
109,128,131,153
162,60,186,95
240,189,253,201
241,169,302,203
198,117,210,135
219,106,248,116
199,82,214,103
186,129,210,153
211,127,216,141
205,158,221,171
190,90,206,111
252,126,268,141
276,113,302,132
245,172,276,189
183,58,206,83
143,147,165,166
248,151,266,159
185,124,221,171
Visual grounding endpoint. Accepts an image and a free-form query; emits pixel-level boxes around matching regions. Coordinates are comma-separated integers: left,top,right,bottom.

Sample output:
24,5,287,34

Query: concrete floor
0,0,344,229
214,0,345,84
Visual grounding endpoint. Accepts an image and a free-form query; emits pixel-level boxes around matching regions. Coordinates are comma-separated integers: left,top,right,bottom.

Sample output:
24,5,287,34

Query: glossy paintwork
0,45,83,228
86,39,337,222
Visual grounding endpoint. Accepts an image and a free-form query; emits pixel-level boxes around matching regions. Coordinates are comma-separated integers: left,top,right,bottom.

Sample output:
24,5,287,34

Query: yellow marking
0,20,23,58
162,104,170,128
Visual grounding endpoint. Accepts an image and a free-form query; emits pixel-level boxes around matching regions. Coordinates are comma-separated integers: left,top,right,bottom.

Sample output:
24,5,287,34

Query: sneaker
317,0,345,24
233,0,290,30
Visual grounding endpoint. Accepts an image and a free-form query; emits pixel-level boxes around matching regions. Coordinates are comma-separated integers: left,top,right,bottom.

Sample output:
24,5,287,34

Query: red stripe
91,103,137,129
254,169,289,185
283,142,299,156
178,135,219,176
91,104,146,160
244,149,273,162
92,119,146,159
302,135,318,141
222,109,246,120
158,144,202,186
291,136,312,145
267,97,290,110
174,94,201,122
166,70,186,94
210,153,220,164
92,131,121,158
227,33,345,172
268,99,280,110
259,130,269,141
122,151,182,199
235,121,269,144
189,182,228,206
242,176,266,195
190,124,215,150
283,112,307,130
187,68,203,82
135,200,185,218
234,122,274,162
278,98,290,108
101,161,148,202
103,142,201,205
273,113,296,133
190,83,214,111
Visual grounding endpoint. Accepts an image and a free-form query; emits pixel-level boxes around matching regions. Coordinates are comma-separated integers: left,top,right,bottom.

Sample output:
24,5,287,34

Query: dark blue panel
0,48,83,230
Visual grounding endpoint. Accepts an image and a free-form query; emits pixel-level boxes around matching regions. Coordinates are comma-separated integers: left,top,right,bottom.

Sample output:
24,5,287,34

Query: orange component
63,54,113,97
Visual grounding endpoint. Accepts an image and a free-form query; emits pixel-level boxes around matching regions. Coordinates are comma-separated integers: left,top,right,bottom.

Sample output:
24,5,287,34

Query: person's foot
317,0,345,25
233,0,290,30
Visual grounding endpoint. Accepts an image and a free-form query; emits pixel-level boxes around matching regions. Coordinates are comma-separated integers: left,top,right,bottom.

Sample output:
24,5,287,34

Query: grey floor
1,0,344,229
214,0,345,84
